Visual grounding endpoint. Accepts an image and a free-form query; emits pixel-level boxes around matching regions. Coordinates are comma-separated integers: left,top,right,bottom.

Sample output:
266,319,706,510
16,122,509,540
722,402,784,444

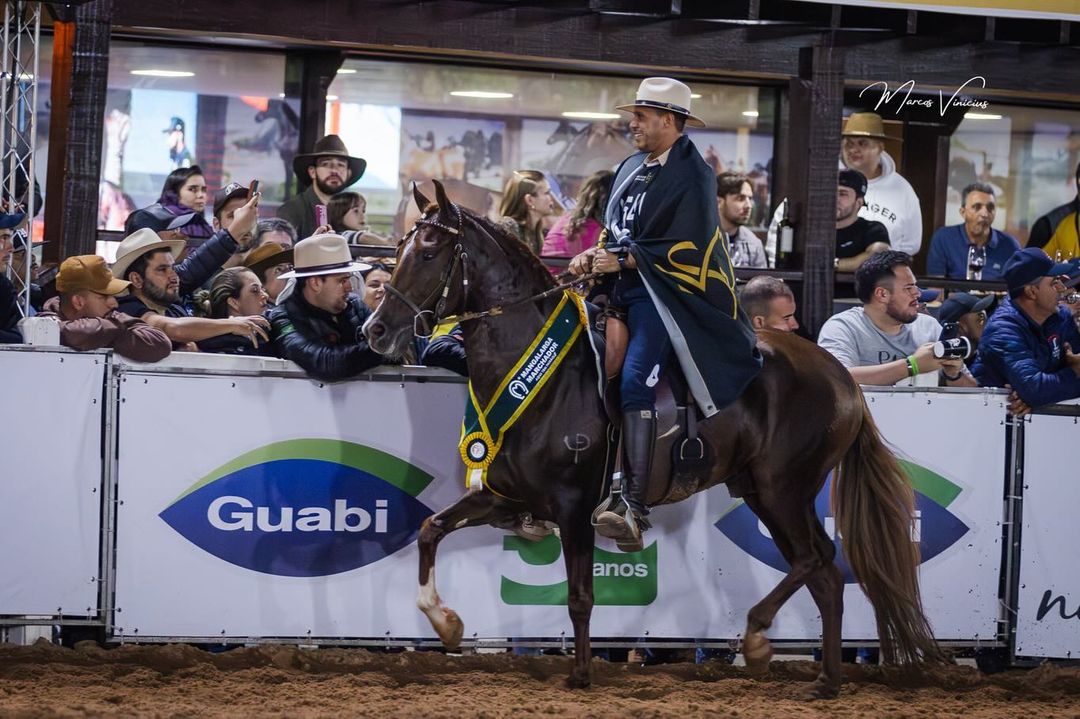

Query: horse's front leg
417,487,498,650
557,500,596,689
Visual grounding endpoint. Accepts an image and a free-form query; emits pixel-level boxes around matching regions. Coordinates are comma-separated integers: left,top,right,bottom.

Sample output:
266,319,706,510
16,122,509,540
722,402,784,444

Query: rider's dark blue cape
606,135,762,418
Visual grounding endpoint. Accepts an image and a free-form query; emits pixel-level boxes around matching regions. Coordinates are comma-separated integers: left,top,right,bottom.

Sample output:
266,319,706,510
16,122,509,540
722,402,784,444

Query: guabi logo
159,439,435,577
715,460,969,582
499,535,657,606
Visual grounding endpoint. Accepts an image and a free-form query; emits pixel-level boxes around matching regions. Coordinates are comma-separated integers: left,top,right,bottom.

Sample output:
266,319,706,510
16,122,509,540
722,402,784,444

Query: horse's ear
412,183,431,212
433,179,452,216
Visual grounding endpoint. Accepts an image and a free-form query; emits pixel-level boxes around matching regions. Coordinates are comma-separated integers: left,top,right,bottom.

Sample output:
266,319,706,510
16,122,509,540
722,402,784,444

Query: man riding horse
569,78,762,550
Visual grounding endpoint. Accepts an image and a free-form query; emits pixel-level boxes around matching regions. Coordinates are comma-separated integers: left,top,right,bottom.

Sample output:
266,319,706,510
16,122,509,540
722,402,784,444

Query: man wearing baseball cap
835,168,891,274
36,255,171,361
212,182,259,270
268,232,383,381
972,248,1080,406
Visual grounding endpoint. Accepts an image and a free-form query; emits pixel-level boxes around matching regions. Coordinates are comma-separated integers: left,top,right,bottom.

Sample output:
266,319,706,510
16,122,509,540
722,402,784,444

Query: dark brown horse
363,181,945,698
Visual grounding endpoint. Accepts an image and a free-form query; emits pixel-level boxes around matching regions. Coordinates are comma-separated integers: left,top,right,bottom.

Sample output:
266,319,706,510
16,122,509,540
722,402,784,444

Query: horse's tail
834,395,947,665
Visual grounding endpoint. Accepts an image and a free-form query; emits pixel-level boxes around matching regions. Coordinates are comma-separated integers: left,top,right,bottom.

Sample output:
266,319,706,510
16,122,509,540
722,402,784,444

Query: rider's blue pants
614,283,672,412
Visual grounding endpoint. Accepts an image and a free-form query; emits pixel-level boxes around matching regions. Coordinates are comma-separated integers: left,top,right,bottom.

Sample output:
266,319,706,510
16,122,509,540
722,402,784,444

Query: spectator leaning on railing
36,255,171,362
113,228,270,351
194,267,275,357
972,248,1080,407
268,232,383,382
817,250,976,387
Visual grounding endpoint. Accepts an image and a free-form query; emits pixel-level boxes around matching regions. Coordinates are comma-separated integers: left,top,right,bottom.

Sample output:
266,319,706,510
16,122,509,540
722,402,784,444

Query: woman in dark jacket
195,267,275,356
156,165,215,241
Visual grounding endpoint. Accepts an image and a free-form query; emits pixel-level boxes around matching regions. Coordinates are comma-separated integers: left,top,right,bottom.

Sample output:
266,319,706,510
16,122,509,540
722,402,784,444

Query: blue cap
1003,247,1074,296
918,288,939,305
0,210,25,229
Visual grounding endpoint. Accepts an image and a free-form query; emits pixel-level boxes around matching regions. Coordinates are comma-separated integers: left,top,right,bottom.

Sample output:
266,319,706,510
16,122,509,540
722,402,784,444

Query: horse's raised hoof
434,607,465,651
801,676,840,701
566,666,591,689
742,631,773,677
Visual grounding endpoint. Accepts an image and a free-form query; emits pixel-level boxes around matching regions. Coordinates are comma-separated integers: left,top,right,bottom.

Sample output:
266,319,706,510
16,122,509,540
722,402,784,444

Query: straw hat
278,233,370,279
842,112,890,141
616,77,705,128
111,228,186,281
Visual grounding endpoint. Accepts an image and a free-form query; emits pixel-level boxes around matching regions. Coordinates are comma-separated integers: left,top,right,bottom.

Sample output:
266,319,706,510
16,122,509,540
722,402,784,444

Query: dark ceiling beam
110,0,825,80
108,0,1080,97
843,36,1080,99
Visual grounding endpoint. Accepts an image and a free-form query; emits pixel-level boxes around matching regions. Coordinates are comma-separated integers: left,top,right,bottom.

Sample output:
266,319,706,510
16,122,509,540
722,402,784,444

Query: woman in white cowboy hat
267,232,386,382
568,77,761,551
277,135,367,240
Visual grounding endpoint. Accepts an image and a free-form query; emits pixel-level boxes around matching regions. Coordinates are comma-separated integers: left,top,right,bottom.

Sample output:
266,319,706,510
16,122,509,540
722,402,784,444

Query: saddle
587,305,714,508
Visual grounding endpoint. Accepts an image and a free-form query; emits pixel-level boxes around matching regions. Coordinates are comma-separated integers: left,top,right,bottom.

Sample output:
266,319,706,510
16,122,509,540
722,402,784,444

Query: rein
381,202,600,337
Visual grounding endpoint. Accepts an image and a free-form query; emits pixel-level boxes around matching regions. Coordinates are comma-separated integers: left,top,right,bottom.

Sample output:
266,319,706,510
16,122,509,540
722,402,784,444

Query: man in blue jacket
972,247,1080,407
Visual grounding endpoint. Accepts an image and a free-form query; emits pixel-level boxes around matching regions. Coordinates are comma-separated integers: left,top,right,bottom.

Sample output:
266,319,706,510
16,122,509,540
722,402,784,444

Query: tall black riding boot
594,409,656,550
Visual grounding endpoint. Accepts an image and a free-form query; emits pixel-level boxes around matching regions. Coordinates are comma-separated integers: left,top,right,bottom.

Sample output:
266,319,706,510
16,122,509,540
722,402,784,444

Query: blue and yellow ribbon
460,291,587,493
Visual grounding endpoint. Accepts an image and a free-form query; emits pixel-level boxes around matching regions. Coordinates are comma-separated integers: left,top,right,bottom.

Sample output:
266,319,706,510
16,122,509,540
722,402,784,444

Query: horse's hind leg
417,488,498,650
740,489,839,696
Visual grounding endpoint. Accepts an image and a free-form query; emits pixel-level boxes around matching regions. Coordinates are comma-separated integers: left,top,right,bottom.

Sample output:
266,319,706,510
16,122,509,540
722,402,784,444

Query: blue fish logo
159,439,435,577
715,460,969,582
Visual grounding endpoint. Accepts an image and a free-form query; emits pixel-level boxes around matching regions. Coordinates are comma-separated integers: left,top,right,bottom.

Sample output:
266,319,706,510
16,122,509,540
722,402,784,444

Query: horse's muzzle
362,314,411,358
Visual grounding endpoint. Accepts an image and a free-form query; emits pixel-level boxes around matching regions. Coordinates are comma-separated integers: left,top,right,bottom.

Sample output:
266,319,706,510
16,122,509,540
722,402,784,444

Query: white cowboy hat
616,77,706,128
278,233,371,279
111,227,186,281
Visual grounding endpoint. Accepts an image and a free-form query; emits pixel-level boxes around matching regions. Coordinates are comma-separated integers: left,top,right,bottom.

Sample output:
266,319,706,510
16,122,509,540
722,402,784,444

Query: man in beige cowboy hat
766,111,923,264
36,254,172,362
277,134,367,240
113,227,270,351
268,232,383,381
838,112,922,257
569,77,761,551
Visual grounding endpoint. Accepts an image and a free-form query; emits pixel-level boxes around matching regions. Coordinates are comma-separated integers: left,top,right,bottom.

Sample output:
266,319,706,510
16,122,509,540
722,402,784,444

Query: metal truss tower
1,0,39,317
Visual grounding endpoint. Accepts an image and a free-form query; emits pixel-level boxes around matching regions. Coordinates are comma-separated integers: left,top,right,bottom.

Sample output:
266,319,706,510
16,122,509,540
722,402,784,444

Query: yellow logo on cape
655,228,738,309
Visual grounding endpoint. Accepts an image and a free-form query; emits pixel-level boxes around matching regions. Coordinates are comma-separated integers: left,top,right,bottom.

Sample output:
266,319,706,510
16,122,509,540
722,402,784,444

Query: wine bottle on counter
775,199,795,269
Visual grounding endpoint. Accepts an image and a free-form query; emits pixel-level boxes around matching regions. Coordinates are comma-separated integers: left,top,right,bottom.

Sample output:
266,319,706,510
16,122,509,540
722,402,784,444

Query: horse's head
363,180,470,357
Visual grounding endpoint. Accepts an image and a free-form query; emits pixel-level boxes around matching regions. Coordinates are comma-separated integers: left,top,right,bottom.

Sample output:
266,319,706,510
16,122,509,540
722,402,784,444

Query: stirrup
594,504,648,548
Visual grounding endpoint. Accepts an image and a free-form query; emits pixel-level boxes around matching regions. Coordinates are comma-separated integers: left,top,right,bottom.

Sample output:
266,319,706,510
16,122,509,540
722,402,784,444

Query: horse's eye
422,251,436,261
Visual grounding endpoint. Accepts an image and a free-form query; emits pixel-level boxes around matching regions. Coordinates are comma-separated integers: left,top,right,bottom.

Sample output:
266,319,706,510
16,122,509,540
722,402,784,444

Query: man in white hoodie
766,112,924,264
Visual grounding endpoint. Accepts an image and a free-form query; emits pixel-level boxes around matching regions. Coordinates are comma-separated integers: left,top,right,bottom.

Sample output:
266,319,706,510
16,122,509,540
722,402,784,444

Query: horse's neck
461,296,560,403
459,245,558,401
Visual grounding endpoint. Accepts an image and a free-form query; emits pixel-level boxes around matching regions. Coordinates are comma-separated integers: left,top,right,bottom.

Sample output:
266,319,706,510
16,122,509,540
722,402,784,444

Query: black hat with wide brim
292,134,366,187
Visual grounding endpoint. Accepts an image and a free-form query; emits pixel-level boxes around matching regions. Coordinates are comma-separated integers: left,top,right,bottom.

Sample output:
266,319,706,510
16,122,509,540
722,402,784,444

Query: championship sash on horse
459,290,587,492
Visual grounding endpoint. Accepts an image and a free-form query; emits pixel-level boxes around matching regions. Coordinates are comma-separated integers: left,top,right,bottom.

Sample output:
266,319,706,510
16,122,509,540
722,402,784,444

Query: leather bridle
381,201,598,338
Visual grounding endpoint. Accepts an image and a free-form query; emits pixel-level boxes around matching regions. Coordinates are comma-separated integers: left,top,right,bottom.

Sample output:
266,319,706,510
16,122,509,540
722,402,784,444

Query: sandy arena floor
2,640,1080,718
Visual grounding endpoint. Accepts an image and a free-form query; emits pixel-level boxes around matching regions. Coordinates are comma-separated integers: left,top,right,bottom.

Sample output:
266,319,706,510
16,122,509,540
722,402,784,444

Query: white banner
1015,412,1080,659
0,348,104,616
113,372,1005,641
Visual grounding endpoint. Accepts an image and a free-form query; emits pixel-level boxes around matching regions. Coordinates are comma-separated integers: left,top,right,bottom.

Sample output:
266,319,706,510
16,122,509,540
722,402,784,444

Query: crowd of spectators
2,119,1079,409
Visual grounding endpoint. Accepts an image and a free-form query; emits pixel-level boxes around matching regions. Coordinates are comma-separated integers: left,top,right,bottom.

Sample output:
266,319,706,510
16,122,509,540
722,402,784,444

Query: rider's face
629,108,670,155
